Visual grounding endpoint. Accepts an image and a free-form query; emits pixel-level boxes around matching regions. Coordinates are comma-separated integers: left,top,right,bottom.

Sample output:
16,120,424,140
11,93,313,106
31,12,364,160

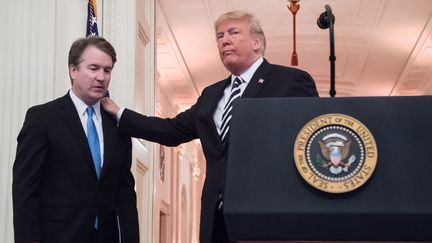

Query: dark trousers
90,229,106,243
90,225,120,243
211,206,230,243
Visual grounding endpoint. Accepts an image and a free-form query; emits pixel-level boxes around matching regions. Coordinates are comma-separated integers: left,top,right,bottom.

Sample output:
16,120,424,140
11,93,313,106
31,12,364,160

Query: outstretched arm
101,97,200,147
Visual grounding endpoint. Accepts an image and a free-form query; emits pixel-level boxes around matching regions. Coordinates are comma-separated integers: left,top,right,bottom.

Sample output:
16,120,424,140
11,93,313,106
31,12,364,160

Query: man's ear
252,36,263,51
69,65,77,80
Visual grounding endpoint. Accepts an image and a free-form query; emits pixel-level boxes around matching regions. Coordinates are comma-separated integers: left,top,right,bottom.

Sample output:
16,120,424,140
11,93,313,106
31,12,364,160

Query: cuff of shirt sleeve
117,108,125,126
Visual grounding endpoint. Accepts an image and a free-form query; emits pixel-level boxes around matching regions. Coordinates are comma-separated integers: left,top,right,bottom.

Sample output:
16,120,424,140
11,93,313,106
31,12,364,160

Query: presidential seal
293,114,378,193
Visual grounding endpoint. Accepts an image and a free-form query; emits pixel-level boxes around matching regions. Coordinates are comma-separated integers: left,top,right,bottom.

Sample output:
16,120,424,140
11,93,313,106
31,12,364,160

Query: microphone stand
318,5,336,97
328,5,336,97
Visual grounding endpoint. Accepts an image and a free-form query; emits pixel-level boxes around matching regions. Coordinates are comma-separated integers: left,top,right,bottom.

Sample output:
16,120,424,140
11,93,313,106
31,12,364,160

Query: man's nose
96,69,105,80
221,36,231,46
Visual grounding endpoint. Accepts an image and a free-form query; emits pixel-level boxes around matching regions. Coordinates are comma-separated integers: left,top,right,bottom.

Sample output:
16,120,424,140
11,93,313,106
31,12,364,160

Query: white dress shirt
69,90,105,167
213,57,264,135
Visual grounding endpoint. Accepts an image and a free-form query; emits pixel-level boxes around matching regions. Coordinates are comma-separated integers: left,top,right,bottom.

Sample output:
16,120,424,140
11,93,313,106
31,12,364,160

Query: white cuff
117,108,126,126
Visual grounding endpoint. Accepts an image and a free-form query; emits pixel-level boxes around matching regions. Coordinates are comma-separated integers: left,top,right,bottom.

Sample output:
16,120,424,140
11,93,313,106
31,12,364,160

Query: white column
103,0,156,242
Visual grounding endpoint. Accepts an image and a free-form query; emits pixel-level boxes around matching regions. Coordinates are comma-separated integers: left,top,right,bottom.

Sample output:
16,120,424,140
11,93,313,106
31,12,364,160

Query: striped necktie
220,77,243,145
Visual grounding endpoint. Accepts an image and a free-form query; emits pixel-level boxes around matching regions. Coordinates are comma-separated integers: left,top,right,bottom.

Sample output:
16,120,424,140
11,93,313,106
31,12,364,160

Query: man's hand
101,97,120,118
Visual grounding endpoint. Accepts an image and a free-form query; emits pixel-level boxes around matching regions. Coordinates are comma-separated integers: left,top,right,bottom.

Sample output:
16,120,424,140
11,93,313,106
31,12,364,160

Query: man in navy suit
12,36,139,243
102,11,318,243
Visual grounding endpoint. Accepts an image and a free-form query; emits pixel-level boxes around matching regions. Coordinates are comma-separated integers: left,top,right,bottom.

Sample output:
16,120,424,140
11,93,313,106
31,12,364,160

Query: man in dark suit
12,36,139,243
102,11,318,243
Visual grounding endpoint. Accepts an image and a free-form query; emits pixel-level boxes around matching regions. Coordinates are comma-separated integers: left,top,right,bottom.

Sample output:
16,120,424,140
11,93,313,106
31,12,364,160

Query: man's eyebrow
87,64,113,69
217,27,238,33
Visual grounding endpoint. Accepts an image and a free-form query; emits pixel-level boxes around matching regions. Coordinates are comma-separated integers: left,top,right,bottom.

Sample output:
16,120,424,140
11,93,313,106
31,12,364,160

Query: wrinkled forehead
215,17,250,33
79,46,114,67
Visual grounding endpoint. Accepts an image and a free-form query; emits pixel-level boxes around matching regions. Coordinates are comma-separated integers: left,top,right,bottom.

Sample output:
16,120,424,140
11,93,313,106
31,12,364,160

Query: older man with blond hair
102,10,318,243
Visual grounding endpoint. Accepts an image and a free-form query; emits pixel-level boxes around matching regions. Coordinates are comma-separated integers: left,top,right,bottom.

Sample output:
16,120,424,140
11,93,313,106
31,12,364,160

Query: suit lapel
204,77,231,117
199,77,231,150
100,109,117,180
57,94,97,177
242,59,271,98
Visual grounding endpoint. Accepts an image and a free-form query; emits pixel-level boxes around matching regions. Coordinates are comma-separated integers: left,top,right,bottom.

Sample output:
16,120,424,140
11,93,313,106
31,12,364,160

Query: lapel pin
258,78,264,84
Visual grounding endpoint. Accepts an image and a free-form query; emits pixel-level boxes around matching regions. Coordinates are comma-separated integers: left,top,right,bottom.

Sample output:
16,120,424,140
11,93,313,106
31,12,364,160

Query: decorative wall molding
138,21,150,46
156,3,199,111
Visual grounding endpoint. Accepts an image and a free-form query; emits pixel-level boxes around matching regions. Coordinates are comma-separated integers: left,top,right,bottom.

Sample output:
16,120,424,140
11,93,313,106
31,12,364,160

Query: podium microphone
317,4,336,97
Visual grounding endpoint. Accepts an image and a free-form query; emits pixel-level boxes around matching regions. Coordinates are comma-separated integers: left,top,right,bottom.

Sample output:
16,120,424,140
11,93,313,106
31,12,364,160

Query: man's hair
68,36,117,68
214,10,266,54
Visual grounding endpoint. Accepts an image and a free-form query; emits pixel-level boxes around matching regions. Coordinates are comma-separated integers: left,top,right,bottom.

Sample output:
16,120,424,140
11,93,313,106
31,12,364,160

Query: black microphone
317,5,335,29
317,4,336,97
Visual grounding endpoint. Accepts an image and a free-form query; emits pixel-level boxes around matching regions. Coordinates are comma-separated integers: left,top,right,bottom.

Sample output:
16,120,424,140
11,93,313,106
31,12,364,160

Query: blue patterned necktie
86,106,101,229
220,77,243,145
86,106,101,179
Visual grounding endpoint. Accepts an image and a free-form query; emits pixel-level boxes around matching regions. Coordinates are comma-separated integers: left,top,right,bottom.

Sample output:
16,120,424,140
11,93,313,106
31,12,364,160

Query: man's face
216,18,262,75
70,45,113,105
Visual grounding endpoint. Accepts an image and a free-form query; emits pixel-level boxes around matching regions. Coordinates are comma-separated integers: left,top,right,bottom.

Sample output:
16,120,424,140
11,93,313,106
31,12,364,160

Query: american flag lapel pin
258,78,264,84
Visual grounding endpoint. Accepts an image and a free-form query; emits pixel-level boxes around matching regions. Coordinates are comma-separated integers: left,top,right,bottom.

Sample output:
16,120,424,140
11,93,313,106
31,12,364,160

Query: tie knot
86,106,95,117
232,77,243,90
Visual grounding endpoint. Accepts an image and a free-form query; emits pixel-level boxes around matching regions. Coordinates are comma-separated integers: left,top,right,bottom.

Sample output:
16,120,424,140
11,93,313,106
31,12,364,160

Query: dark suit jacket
118,59,318,243
12,93,139,243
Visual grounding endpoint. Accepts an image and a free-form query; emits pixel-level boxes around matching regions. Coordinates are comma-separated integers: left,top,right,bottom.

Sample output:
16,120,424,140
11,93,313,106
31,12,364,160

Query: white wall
0,1,74,242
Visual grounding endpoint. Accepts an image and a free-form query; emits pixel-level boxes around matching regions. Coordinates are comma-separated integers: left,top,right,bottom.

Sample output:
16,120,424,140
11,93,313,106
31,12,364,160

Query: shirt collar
69,90,102,121
231,57,264,85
